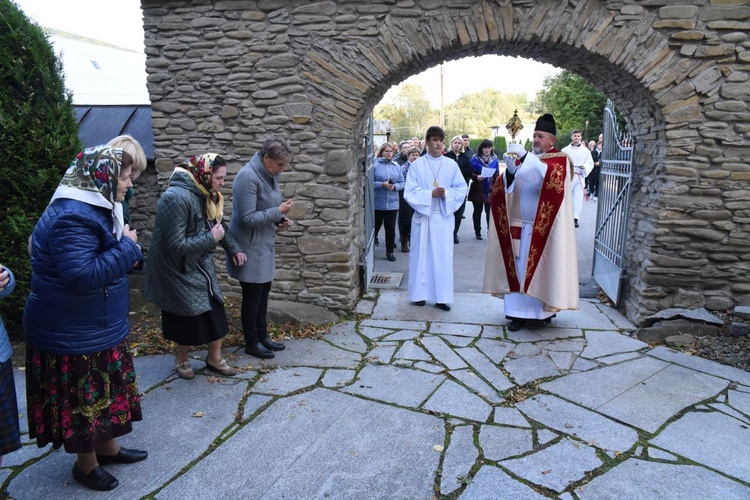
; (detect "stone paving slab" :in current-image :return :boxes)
[430,322,483,337]
[421,336,468,370]
[440,425,477,495]
[8,376,247,499]
[12,368,28,435]
[455,347,514,392]
[158,389,444,499]
[474,338,515,363]
[367,344,397,364]
[580,330,648,359]
[423,379,492,422]
[597,364,727,433]
[502,438,602,493]
[479,426,533,461]
[577,459,750,499]
[441,334,474,347]
[516,395,639,455]
[360,318,427,331]
[383,329,422,341]
[250,366,323,395]
[505,354,561,385]
[648,346,750,386]
[321,369,356,388]
[650,411,750,483]
[493,407,531,428]
[341,364,444,408]
[540,356,669,409]
[133,353,178,392]
[372,290,505,325]
[393,341,432,361]
[324,323,369,353]
[449,369,505,404]
[242,393,273,420]
[460,466,547,499]
[506,328,583,343]
[728,389,750,416]
[234,338,361,369]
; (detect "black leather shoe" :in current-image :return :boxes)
[245,342,275,359]
[375,237,379,246]
[96,447,148,465]
[260,337,286,351]
[436,303,451,311]
[574,219,579,228]
[507,319,526,332]
[72,463,119,491]
[475,232,483,240]
[386,253,396,262]
[413,300,426,306]
[454,235,459,244]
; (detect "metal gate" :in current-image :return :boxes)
[360,116,376,291]
[593,100,633,306]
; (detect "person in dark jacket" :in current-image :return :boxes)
[144,154,246,379]
[227,137,294,359]
[469,139,500,240]
[445,135,473,244]
[24,145,146,491]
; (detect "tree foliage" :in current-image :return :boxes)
[0,0,81,333]
[375,84,532,144]
[374,84,440,142]
[532,70,607,148]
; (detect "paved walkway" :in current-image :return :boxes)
[3,290,750,499]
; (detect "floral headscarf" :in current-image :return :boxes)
[173,153,225,222]
[50,145,125,239]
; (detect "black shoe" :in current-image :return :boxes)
[475,232,482,240]
[386,253,396,262]
[543,314,556,324]
[454,235,459,244]
[96,447,148,465]
[413,300,426,306]
[574,219,579,228]
[401,240,409,253]
[507,319,526,332]
[72,463,119,491]
[436,303,451,311]
[260,337,286,351]
[375,237,379,246]
[245,342,275,359]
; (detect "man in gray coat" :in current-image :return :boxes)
[227,137,294,359]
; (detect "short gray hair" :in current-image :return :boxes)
[259,136,293,161]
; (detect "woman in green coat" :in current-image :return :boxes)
[144,154,246,379]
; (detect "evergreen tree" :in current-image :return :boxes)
[0,0,81,332]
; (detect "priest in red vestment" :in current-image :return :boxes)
[483,113,579,331]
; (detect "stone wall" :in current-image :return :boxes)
[140,0,750,324]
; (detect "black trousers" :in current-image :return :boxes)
[472,201,491,234]
[374,209,398,253]
[453,199,466,236]
[398,191,413,241]
[240,281,272,345]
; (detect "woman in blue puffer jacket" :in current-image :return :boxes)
[373,142,405,262]
[24,145,146,491]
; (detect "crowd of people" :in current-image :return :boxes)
[1,116,602,490]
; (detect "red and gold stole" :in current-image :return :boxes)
[490,150,569,293]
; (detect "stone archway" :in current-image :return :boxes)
[141,0,750,325]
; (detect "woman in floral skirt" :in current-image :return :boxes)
[24,145,147,491]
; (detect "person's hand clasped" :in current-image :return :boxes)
[122,224,138,244]
[432,187,445,198]
[233,252,247,267]
[211,222,225,242]
[279,199,294,214]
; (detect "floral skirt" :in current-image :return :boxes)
[25,340,142,453]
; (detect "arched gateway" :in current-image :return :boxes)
[141,0,750,325]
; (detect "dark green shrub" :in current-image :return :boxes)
[493,136,507,155]
[0,0,81,335]
[468,138,481,153]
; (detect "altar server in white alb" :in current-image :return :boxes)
[561,129,594,228]
[404,126,468,311]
